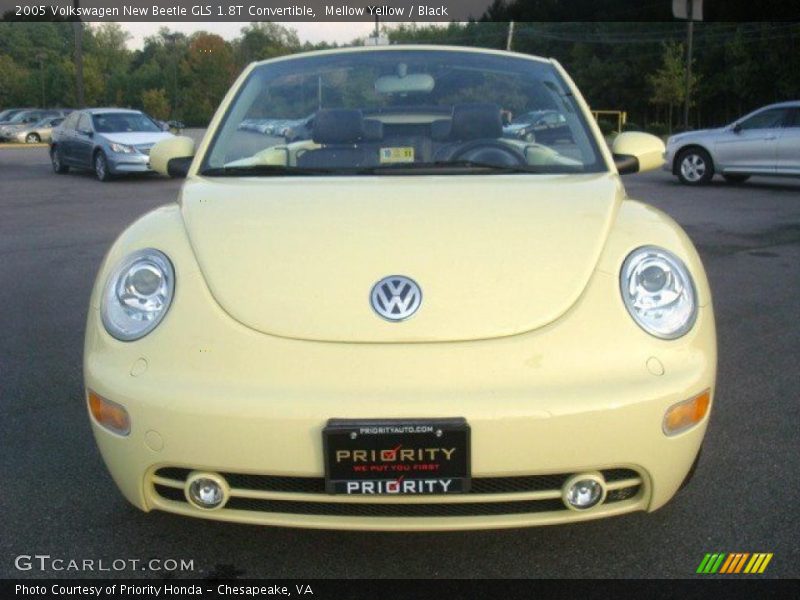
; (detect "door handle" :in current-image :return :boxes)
[764,135,777,140]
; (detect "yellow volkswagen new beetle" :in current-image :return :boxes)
[84,46,716,530]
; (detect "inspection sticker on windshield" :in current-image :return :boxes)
[380,147,415,164]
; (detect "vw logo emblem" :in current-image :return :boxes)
[370,275,422,322]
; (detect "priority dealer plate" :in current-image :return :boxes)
[323,419,471,495]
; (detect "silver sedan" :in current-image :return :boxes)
[664,101,800,185]
[6,116,64,143]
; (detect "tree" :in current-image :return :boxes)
[0,55,29,106]
[86,23,132,105]
[233,22,300,67]
[180,32,236,125]
[142,88,170,120]
[649,42,698,133]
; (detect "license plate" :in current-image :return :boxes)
[323,418,470,495]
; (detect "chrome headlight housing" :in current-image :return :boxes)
[620,246,697,339]
[101,249,175,341]
[110,142,136,154]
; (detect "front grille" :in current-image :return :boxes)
[154,467,637,496]
[151,467,643,518]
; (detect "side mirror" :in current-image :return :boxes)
[611,131,665,175]
[150,136,195,178]
[732,123,742,134]
[79,129,93,138]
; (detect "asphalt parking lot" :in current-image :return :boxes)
[1,145,798,579]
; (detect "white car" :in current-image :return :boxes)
[664,101,800,185]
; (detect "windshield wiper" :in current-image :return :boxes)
[200,164,339,177]
[201,161,564,177]
[359,160,550,174]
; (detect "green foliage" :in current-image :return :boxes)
[0,21,797,129]
[0,54,29,106]
[142,88,170,121]
[386,21,800,130]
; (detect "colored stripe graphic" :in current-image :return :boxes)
[698,553,773,574]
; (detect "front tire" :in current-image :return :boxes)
[26,132,41,144]
[94,151,112,182]
[723,174,750,184]
[677,147,714,185]
[51,147,68,174]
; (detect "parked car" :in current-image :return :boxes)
[50,108,174,181]
[0,108,67,131]
[283,114,315,143]
[87,46,715,530]
[0,108,32,124]
[2,116,64,143]
[503,109,572,144]
[665,100,800,184]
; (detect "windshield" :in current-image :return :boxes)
[201,49,605,176]
[33,117,58,128]
[8,111,35,124]
[92,112,160,133]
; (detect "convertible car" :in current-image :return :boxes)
[85,46,716,530]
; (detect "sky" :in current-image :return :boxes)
[115,22,396,49]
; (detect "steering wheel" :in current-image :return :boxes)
[446,140,528,167]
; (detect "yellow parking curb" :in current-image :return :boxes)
[0,143,49,149]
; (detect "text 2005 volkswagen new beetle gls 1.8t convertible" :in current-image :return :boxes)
[84,45,716,530]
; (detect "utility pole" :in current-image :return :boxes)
[164,33,180,118]
[683,14,693,129]
[72,0,84,108]
[506,21,515,51]
[673,0,702,130]
[37,52,46,106]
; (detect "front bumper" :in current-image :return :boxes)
[108,152,152,174]
[84,205,716,530]
[663,146,678,173]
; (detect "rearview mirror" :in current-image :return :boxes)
[375,73,435,94]
[611,131,665,175]
[150,136,195,178]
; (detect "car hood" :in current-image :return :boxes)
[100,132,173,146]
[179,173,623,343]
[668,127,725,144]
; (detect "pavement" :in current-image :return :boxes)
[1,145,798,579]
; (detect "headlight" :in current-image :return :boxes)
[110,142,136,154]
[620,246,697,339]
[101,249,175,341]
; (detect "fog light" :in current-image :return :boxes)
[87,390,130,435]
[663,390,710,436]
[185,472,228,510]
[562,473,606,511]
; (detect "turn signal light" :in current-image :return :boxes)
[88,390,130,435]
[663,390,710,436]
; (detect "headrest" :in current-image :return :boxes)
[312,109,383,144]
[430,119,452,141]
[448,103,503,141]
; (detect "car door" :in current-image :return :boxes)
[74,113,95,168]
[55,112,78,162]
[713,107,790,174]
[775,107,800,175]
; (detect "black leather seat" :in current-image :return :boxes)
[432,103,504,161]
[297,109,383,169]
